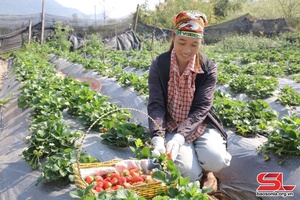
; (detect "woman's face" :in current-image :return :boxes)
[172,34,201,64]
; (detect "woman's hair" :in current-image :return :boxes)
[168,37,174,51]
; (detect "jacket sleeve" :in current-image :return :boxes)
[177,59,217,141]
[147,59,167,138]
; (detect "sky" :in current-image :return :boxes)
[55,0,161,19]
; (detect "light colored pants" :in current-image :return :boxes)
[166,126,232,182]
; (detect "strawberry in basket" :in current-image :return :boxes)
[83,159,159,193]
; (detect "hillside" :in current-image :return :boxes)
[0,0,86,18]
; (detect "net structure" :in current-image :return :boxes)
[0,13,135,54]
[0,12,291,54]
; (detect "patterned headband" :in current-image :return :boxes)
[173,11,208,38]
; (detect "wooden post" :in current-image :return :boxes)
[41,0,45,44]
[84,32,86,59]
[267,45,270,63]
[94,5,97,27]
[133,4,139,33]
[28,20,32,45]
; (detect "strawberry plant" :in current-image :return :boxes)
[47,21,72,52]
[12,51,56,81]
[101,122,150,147]
[258,114,300,165]
[13,42,134,186]
[70,187,146,200]
[67,87,130,130]
[219,63,243,74]
[241,63,266,76]
[129,138,152,160]
[37,148,99,185]
[229,74,278,99]
[228,74,253,93]
[239,54,256,64]
[149,155,211,199]
[21,119,83,169]
[65,50,150,96]
[290,75,300,83]
[118,73,149,95]
[284,63,300,75]
[259,63,285,77]
[277,85,300,108]
[0,94,12,106]
[213,90,278,136]
[217,73,232,85]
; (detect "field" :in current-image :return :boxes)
[0,25,299,200]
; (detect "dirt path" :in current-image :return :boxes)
[0,59,8,87]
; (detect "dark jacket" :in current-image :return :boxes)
[147,50,227,143]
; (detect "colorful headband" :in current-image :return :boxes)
[173,11,208,38]
[174,30,204,38]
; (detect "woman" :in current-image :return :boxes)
[147,10,231,194]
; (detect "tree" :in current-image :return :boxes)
[139,0,216,28]
[212,0,246,20]
[241,0,300,19]
[213,0,230,18]
[277,0,300,19]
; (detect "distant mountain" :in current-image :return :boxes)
[0,0,87,18]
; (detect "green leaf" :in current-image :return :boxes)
[36,174,44,186]
[83,183,95,196]
[69,189,84,198]
[83,196,95,200]
[52,164,60,171]
[168,187,179,198]
[178,177,190,186]
[59,168,68,177]
[140,146,151,158]
[152,170,167,182]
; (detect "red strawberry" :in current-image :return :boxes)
[94,175,103,182]
[95,186,103,193]
[118,176,126,186]
[103,180,112,189]
[85,175,94,184]
[111,177,118,186]
[132,175,143,183]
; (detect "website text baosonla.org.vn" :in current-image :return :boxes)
[256,191,294,197]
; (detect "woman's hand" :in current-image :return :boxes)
[167,133,185,160]
[151,136,166,157]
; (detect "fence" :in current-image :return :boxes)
[0,13,135,54]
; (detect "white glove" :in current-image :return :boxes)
[151,136,166,157]
[167,133,185,160]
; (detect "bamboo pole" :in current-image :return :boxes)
[133,4,139,33]
[41,0,45,44]
[84,32,86,59]
[28,20,32,45]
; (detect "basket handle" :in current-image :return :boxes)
[76,107,167,181]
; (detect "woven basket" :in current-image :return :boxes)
[76,76,102,92]
[72,107,169,199]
